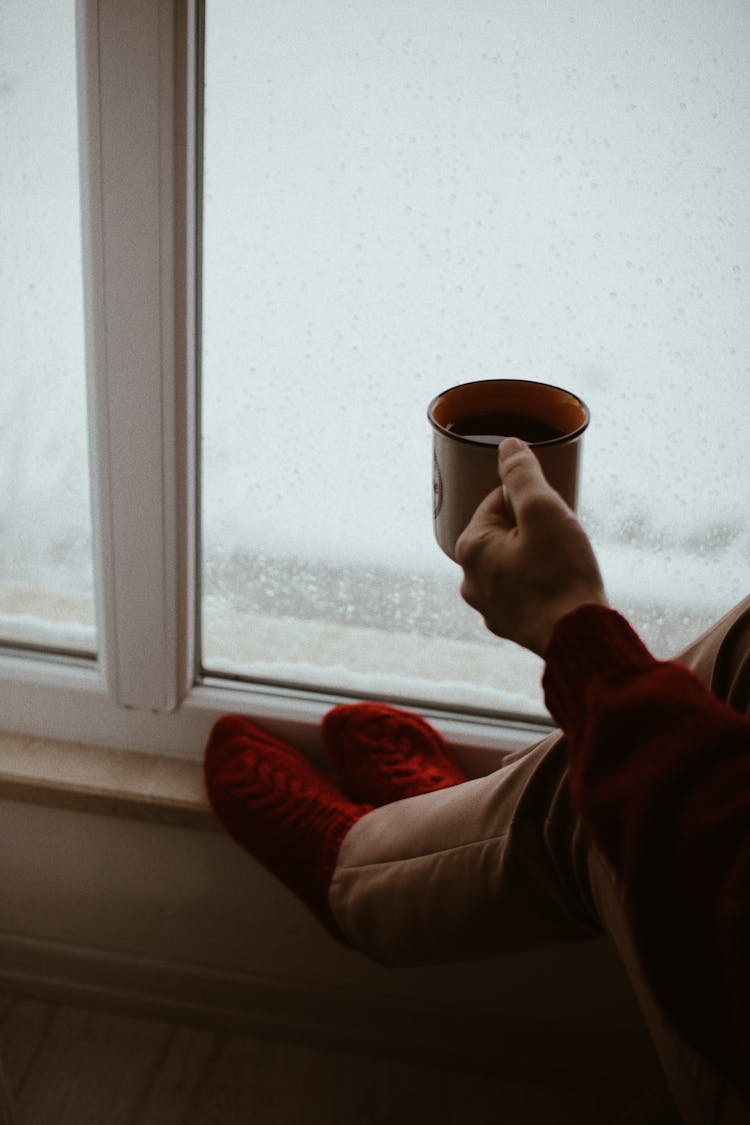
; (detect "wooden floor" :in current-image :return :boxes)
[0,991,676,1124]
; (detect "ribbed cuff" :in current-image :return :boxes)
[542,604,656,732]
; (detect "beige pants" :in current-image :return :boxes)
[330,597,750,1124]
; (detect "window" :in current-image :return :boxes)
[201,0,750,718]
[1,0,748,758]
[0,0,93,656]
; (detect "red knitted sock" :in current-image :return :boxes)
[321,702,469,805]
[204,714,371,940]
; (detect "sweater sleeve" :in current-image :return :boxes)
[542,604,750,1097]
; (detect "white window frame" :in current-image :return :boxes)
[0,0,549,762]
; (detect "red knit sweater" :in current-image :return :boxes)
[542,605,750,1099]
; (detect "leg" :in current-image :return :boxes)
[0,1059,12,1125]
[330,727,600,964]
[330,595,750,964]
[589,851,748,1125]
[330,597,750,1123]
[206,598,750,1117]
[674,594,750,716]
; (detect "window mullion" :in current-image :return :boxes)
[79,0,196,713]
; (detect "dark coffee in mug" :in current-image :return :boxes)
[446,411,564,446]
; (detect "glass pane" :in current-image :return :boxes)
[0,0,94,655]
[201,0,750,718]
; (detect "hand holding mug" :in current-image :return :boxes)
[456,438,607,656]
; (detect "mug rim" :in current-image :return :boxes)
[427,378,590,448]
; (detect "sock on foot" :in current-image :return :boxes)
[321,702,469,805]
[204,714,371,939]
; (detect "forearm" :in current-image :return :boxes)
[543,604,750,877]
[542,604,750,1093]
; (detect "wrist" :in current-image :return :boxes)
[542,603,656,734]
[535,591,609,656]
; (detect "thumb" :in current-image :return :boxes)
[498,437,559,520]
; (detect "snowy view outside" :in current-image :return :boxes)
[1,1,91,653]
[200,0,750,715]
[1,1,749,719]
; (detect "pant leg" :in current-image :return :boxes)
[0,1060,12,1125]
[588,849,748,1125]
[675,593,750,719]
[329,596,750,1122]
[330,727,600,964]
[330,594,750,964]
[586,594,750,1124]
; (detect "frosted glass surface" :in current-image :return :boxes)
[201,0,750,717]
[0,1,94,654]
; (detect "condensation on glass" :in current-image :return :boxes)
[201,0,750,718]
[0,1,94,655]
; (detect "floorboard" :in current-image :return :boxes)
[0,991,675,1124]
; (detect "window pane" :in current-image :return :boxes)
[201,0,749,718]
[0,0,94,655]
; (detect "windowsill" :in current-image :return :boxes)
[0,731,216,831]
[0,711,542,829]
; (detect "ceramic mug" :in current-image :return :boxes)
[428,378,590,560]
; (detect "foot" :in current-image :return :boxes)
[321,702,469,805]
[204,714,372,939]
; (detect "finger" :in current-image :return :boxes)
[465,482,514,531]
[455,482,513,568]
[498,438,560,521]
[501,482,516,526]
